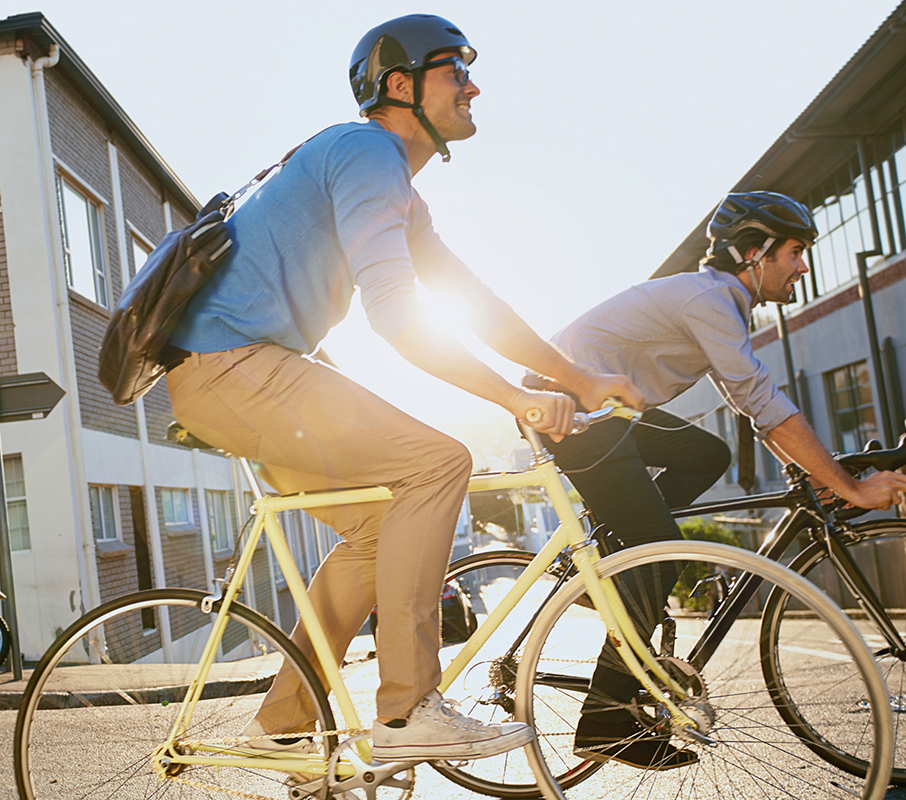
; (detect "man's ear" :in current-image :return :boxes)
[384,70,414,104]
[744,245,762,264]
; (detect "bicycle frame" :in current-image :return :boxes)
[670,475,906,671]
[152,425,700,778]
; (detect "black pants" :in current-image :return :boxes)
[546,408,731,719]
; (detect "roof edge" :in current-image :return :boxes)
[0,12,200,213]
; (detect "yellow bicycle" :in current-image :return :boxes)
[13,407,894,800]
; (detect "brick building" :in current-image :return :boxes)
[0,13,342,661]
[654,2,906,504]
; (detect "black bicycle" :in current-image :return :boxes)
[433,433,906,798]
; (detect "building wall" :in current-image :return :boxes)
[0,207,18,375]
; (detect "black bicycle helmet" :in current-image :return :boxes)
[349,14,476,161]
[707,191,818,246]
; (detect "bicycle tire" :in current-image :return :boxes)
[0,613,10,668]
[14,587,336,800]
[761,517,906,784]
[430,550,602,798]
[516,541,892,800]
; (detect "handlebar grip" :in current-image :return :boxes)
[524,398,641,431]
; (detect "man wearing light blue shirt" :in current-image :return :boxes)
[166,14,642,767]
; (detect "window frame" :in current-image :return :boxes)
[4,454,30,551]
[205,489,233,552]
[128,223,154,277]
[89,484,119,542]
[161,488,191,526]
[56,169,109,308]
[824,360,879,453]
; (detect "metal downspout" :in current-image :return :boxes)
[855,137,894,446]
[30,44,103,630]
[775,305,800,408]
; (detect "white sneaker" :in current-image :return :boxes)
[371,690,534,761]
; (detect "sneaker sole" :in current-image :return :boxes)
[373,727,535,761]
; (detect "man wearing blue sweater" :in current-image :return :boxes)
[167,14,641,765]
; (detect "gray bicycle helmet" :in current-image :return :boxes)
[706,191,817,306]
[708,192,817,247]
[349,14,477,161]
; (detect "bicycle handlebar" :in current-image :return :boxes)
[836,432,906,474]
[525,397,641,434]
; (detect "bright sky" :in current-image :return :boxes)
[18,0,901,462]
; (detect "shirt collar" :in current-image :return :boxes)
[699,264,754,320]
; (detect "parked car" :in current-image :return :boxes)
[369,579,478,645]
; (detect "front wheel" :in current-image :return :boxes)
[761,518,906,784]
[517,541,892,800]
[15,588,335,800]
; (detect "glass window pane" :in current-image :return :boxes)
[61,183,97,300]
[825,197,842,229]
[829,227,851,282]
[89,487,102,540]
[101,487,116,540]
[89,207,107,307]
[162,490,175,524]
[173,490,188,523]
[840,186,856,221]
[133,238,151,275]
[8,500,30,550]
[4,455,25,497]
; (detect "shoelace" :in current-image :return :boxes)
[424,696,497,732]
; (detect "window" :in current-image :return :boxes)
[58,176,107,307]
[132,236,151,275]
[89,485,118,541]
[825,361,878,453]
[4,455,30,550]
[206,490,232,551]
[161,488,190,525]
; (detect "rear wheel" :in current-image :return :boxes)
[15,588,335,800]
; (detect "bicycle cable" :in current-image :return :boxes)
[561,402,727,476]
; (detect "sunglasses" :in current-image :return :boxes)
[423,56,472,86]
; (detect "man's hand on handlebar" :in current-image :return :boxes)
[575,374,645,417]
[512,390,576,442]
[839,470,906,511]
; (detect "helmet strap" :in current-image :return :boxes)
[377,70,452,162]
[409,69,452,162]
[728,237,775,307]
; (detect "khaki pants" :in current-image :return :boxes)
[167,342,471,723]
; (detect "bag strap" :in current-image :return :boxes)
[223,135,316,218]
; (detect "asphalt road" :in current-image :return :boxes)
[4,642,906,800]
[3,608,906,799]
